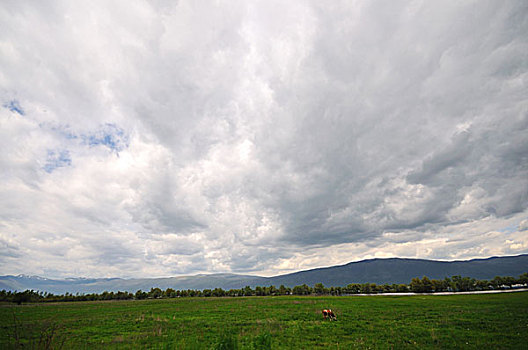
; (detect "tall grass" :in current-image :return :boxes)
[0,292,526,349]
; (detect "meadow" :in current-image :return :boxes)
[1,292,527,349]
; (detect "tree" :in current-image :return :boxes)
[410,277,423,292]
[475,279,490,291]
[444,277,453,291]
[431,279,446,292]
[268,285,277,296]
[243,286,254,296]
[212,288,225,297]
[164,288,177,298]
[518,273,528,286]
[502,276,515,288]
[345,283,361,294]
[149,288,163,299]
[292,285,303,295]
[278,285,288,295]
[314,283,326,295]
[292,284,311,295]
[116,291,132,300]
[381,284,392,293]
[451,276,475,291]
[13,291,32,305]
[421,276,433,293]
[360,283,373,294]
[302,284,312,295]
[396,284,409,292]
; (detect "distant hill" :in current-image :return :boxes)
[1,254,526,294]
[263,254,528,287]
[0,273,267,295]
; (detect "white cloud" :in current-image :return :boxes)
[1,0,527,278]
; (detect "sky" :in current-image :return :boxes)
[1,0,527,279]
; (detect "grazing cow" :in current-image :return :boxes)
[322,309,337,321]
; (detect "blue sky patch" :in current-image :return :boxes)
[82,123,129,152]
[3,100,25,115]
[43,150,72,173]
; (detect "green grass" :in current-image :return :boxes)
[1,292,527,349]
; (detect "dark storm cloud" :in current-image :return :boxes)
[0,0,527,277]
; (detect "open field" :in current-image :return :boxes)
[1,292,527,349]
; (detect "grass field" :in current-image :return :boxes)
[1,292,527,349]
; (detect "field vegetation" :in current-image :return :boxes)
[2,273,526,304]
[1,292,527,349]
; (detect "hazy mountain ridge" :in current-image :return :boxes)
[264,255,528,287]
[1,255,526,294]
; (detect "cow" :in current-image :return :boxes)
[322,309,337,321]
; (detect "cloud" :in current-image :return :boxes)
[0,0,527,278]
[519,220,528,232]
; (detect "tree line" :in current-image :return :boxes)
[1,273,526,304]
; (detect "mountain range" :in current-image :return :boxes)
[1,254,526,294]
